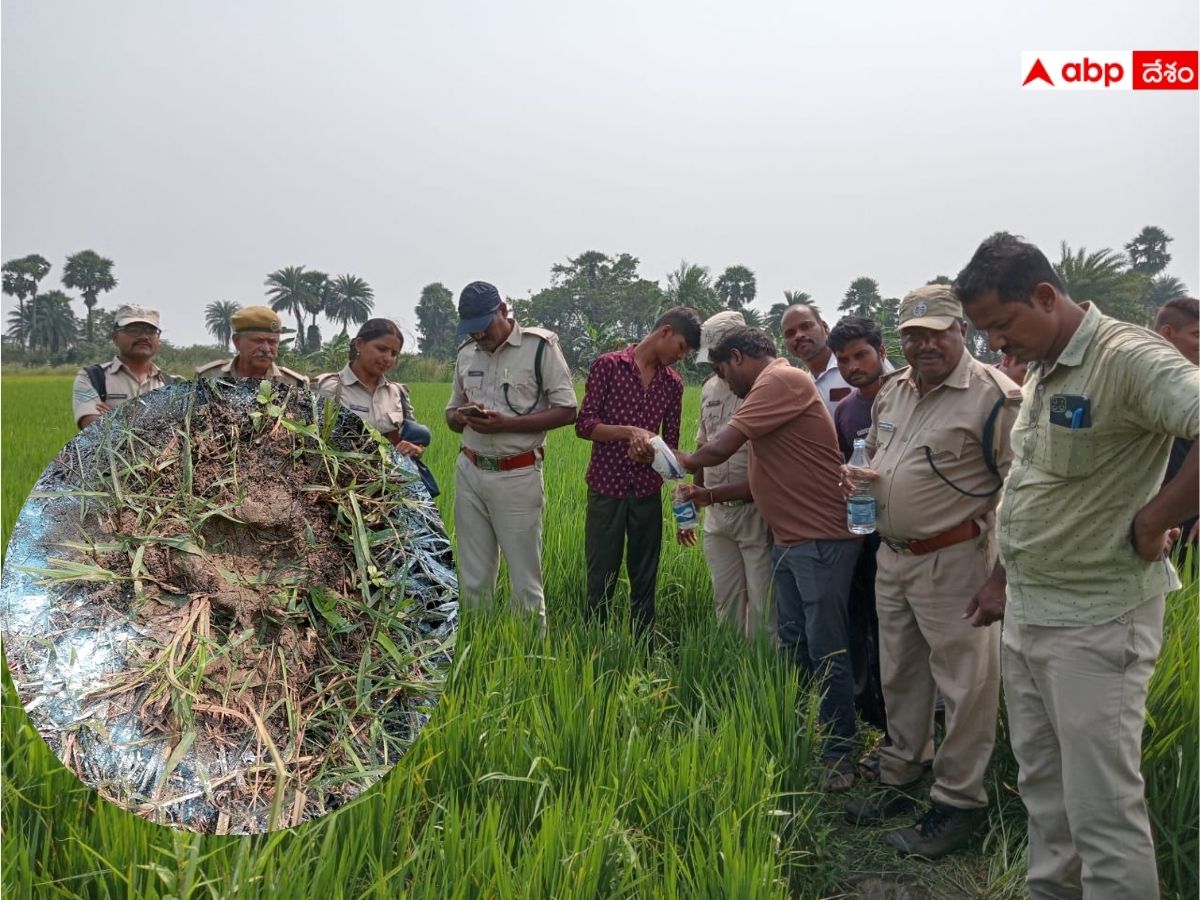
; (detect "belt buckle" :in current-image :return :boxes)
[882,536,910,553]
[480,454,502,471]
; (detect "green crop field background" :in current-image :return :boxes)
[1,377,1196,899]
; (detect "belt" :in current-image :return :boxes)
[881,519,982,556]
[461,446,543,472]
[716,499,749,508]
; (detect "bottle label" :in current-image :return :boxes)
[672,500,699,529]
[847,496,875,527]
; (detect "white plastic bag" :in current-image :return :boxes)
[648,435,685,481]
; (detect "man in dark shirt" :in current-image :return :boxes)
[1155,296,1199,551]
[829,316,891,745]
[575,306,701,636]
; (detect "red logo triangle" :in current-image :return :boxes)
[1023,58,1054,86]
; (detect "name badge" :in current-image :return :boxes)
[468,370,484,377]
[705,400,721,408]
[878,421,895,432]
[348,404,369,413]
[107,393,129,400]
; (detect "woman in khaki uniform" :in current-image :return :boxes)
[314,319,432,463]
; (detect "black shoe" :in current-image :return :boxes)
[843,780,922,826]
[885,801,978,860]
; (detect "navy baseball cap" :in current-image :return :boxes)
[457,281,503,334]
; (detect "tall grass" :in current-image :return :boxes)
[2,377,1196,898]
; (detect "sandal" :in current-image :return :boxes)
[821,755,857,792]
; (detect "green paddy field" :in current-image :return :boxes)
[1,376,1195,898]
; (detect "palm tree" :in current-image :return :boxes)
[265,266,314,352]
[715,265,757,310]
[302,270,331,352]
[7,290,79,352]
[1124,226,1172,275]
[61,250,117,341]
[665,261,722,318]
[326,274,374,337]
[1054,243,1143,323]
[741,307,764,329]
[839,277,883,318]
[205,300,242,349]
[2,254,52,347]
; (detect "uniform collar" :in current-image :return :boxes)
[1051,301,1100,369]
[111,355,161,377]
[339,363,389,389]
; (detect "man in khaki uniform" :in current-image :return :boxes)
[195,306,306,386]
[956,235,1199,899]
[842,284,1021,860]
[692,311,774,638]
[444,281,577,630]
[73,305,174,429]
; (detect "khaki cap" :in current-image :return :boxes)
[898,284,963,332]
[114,305,160,328]
[696,310,746,364]
[232,305,289,334]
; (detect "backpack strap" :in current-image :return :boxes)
[85,364,107,403]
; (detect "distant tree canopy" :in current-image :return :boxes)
[415,283,458,360]
[3,225,1191,371]
[515,251,667,370]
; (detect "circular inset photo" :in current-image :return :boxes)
[1,379,457,834]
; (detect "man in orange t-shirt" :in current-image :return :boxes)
[677,326,861,790]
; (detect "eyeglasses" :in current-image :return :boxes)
[117,324,160,336]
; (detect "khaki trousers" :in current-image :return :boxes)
[876,535,1000,809]
[452,453,546,630]
[703,503,774,639]
[1003,596,1163,900]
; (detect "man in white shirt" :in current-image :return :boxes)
[781,303,893,414]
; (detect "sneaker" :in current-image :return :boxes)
[822,755,857,792]
[885,801,978,860]
[843,780,922,826]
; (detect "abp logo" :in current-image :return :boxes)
[1022,51,1198,91]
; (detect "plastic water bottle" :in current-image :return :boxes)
[672,484,699,531]
[846,438,876,535]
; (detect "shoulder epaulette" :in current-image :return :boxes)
[978,363,1024,401]
[521,325,558,344]
[277,365,309,386]
[195,359,229,375]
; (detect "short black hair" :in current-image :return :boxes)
[1155,296,1199,331]
[709,327,777,363]
[654,306,702,349]
[828,316,883,352]
[953,233,1065,306]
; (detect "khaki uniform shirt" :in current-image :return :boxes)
[999,302,1199,626]
[195,358,307,387]
[696,374,749,488]
[867,352,1021,542]
[313,365,409,434]
[446,322,576,457]
[72,356,172,426]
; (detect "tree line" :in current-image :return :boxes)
[3,226,1189,371]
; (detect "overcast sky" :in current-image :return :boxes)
[3,1,1197,349]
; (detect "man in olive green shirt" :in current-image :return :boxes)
[955,235,1199,900]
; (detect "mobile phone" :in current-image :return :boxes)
[1048,394,1092,429]
[458,405,486,418]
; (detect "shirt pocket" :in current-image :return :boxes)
[499,375,541,415]
[921,428,966,461]
[1037,424,1099,478]
[701,407,724,441]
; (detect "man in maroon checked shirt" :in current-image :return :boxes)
[576,306,702,636]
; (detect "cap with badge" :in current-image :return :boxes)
[456,281,503,335]
[696,310,746,364]
[898,284,963,332]
[232,305,290,335]
[114,305,161,330]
